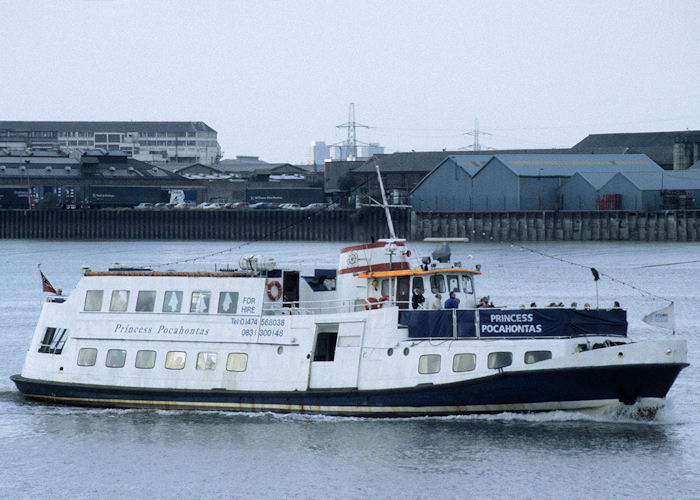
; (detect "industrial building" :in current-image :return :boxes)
[0,121,221,165]
[351,149,571,203]
[409,154,664,212]
[0,150,202,208]
[571,130,700,170]
[597,171,700,210]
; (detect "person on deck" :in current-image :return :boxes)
[445,291,460,309]
[432,293,442,310]
[411,288,425,309]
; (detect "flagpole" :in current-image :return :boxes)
[37,263,43,307]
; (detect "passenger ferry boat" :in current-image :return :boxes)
[10,171,688,417]
[11,236,688,417]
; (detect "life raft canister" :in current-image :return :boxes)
[266,280,282,301]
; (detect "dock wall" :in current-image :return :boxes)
[0,209,698,241]
[411,211,700,242]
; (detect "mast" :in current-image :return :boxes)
[375,164,396,239]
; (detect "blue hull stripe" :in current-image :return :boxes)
[11,363,687,416]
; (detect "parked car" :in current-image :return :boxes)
[204,202,225,209]
[280,203,302,210]
[302,203,327,210]
[135,203,154,209]
[250,202,281,209]
[229,202,248,209]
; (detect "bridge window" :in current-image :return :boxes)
[461,275,473,294]
[452,353,476,372]
[84,290,104,311]
[106,349,127,368]
[109,290,130,312]
[525,351,552,364]
[135,350,156,369]
[418,354,441,374]
[136,291,157,312]
[380,279,391,297]
[487,352,512,369]
[197,352,217,370]
[165,351,186,370]
[77,348,97,366]
[217,292,239,314]
[162,291,183,312]
[226,353,248,372]
[412,276,425,292]
[190,291,211,313]
[430,275,445,294]
[447,275,460,293]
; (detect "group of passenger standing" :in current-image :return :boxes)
[411,288,461,310]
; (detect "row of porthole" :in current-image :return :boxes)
[386,347,410,357]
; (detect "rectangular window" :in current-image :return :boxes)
[525,351,552,364]
[196,352,217,370]
[226,353,248,372]
[380,279,391,297]
[106,349,126,368]
[108,134,121,142]
[135,291,156,312]
[135,350,156,369]
[77,348,97,366]
[447,275,460,293]
[487,352,513,369]
[217,291,239,314]
[461,275,473,294]
[162,291,183,312]
[430,275,445,294]
[453,353,476,372]
[84,290,104,311]
[94,134,107,142]
[412,276,425,293]
[110,290,130,312]
[190,291,211,313]
[418,354,441,374]
[165,351,186,370]
[38,327,68,354]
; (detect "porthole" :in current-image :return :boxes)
[387,348,394,356]
[403,347,410,356]
[277,346,284,355]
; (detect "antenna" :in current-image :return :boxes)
[336,103,369,159]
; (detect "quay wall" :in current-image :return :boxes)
[0,209,698,242]
[411,210,700,242]
[0,209,408,242]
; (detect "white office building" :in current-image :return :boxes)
[0,121,222,165]
[307,141,331,165]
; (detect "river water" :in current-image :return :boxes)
[1,240,698,499]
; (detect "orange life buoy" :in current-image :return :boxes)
[365,296,389,310]
[266,280,282,301]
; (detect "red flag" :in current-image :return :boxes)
[41,270,57,294]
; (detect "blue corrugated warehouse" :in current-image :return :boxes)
[410,154,662,211]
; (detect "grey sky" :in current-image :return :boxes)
[2,0,699,163]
